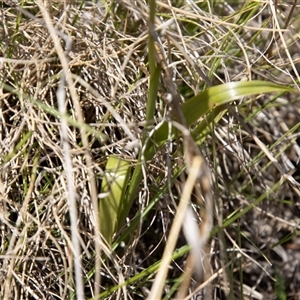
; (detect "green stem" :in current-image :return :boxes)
[122,0,161,227]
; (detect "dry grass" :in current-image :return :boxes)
[0,1,300,299]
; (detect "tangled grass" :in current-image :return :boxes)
[0,1,300,299]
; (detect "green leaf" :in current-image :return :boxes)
[99,156,131,245]
[153,80,293,144]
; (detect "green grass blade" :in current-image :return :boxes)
[95,245,189,299]
[4,131,33,163]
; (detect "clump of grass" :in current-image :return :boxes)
[0,1,300,300]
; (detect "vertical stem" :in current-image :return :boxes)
[123,0,161,227]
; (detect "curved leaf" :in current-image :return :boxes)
[153,80,293,144]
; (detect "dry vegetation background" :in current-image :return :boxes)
[1,0,300,299]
